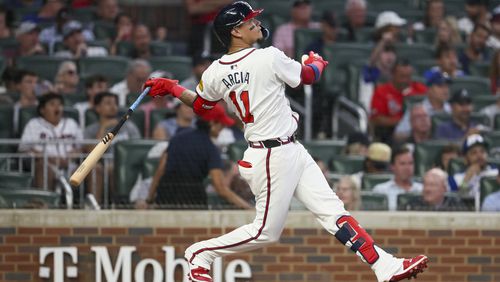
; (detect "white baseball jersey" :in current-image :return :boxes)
[19,117,83,157]
[196,47,301,142]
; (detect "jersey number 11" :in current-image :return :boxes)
[229,90,254,123]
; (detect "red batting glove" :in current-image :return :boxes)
[143,78,186,98]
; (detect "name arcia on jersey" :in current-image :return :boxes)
[222,71,250,89]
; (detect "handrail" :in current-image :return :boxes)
[332,96,368,138]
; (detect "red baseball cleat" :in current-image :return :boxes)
[388,255,429,282]
[187,263,212,282]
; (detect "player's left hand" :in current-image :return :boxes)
[301,51,329,68]
[144,78,180,97]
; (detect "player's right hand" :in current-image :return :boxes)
[144,78,180,97]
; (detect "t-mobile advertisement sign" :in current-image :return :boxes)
[39,246,252,282]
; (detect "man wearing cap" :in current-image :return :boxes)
[147,104,252,210]
[373,146,423,211]
[370,59,427,143]
[350,142,392,189]
[394,70,451,139]
[14,21,45,57]
[273,0,320,58]
[458,0,490,35]
[434,89,487,141]
[449,134,498,196]
[54,20,107,59]
[481,170,500,211]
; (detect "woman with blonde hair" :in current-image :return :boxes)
[435,17,463,48]
[334,176,362,211]
[54,60,80,95]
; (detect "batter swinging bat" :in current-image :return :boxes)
[69,87,151,186]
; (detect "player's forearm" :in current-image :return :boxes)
[177,88,197,108]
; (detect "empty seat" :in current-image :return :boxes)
[93,20,116,40]
[0,189,60,208]
[0,172,33,188]
[79,56,130,84]
[303,140,346,165]
[413,59,436,76]
[396,193,422,211]
[294,28,322,60]
[469,62,490,77]
[148,56,192,81]
[471,95,498,112]
[330,155,364,174]
[395,43,435,64]
[414,29,437,45]
[16,56,67,82]
[0,106,13,140]
[360,192,388,211]
[450,76,491,95]
[413,141,451,177]
[362,173,392,190]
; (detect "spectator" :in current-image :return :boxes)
[373,11,407,43]
[22,0,64,24]
[351,142,392,189]
[53,61,80,95]
[181,52,212,91]
[373,146,423,211]
[129,24,153,59]
[54,20,107,59]
[398,104,432,146]
[14,21,45,57]
[426,44,465,78]
[155,26,168,41]
[434,89,487,141]
[480,94,500,125]
[403,168,468,211]
[147,104,252,210]
[359,43,397,111]
[458,0,490,35]
[334,176,361,211]
[458,23,491,74]
[96,0,119,23]
[435,17,463,47]
[273,0,320,58]
[490,49,500,94]
[449,134,498,196]
[110,59,152,107]
[342,0,368,41]
[435,143,461,172]
[487,6,500,49]
[74,75,109,127]
[305,10,337,55]
[19,93,82,189]
[414,0,445,30]
[394,70,451,139]
[152,100,196,140]
[343,131,370,156]
[1,66,19,95]
[39,8,95,55]
[13,70,39,134]
[0,5,13,39]
[481,170,500,211]
[83,92,141,202]
[109,13,134,55]
[370,59,427,143]
[185,0,232,55]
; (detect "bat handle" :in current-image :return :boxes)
[130,87,150,111]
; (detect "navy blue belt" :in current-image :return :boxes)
[248,135,296,149]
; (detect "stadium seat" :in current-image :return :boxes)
[360,192,388,211]
[303,140,346,165]
[149,108,176,136]
[18,107,80,135]
[0,56,5,75]
[257,0,292,20]
[480,176,499,207]
[79,56,130,84]
[0,106,13,140]
[150,41,174,57]
[148,56,193,81]
[396,193,421,211]
[448,158,466,175]
[73,6,96,22]
[227,141,248,162]
[395,43,435,64]
[495,114,500,130]
[450,76,491,95]
[414,141,451,177]
[0,189,60,208]
[0,38,18,56]
[64,94,87,107]
[471,95,498,113]
[84,109,145,137]
[354,27,376,43]
[0,172,33,188]
[93,20,116,40]
[469,62,490,77]
[294,28,322,60]
[16,56,67,82]
[412,59,436,76]
[414,29,437,45]
[114,140,159,204]
[431,112,490,131]
[330,155,364,174]
[484,131,500,147]
[142,158,160,179]
[361,173,392,190]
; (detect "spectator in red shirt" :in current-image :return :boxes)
[370,59,427,143]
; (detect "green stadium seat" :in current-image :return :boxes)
[414,29,437,45]
[84,108,145,137]
[227,141,248,162]
[396,193,421,211]
[404,95,426,110]
[450,76,492,95]
[469,62,490,77]
[73,6,96,22]
[0,172,33,188]
[354,27,376,43]
[495,114,500,130]
[93,20,116,40]
[257,0,292,20]
[0,189,60,208]
[79,56,130,84]
[361,174,392,190]
[330,155,364,174]
[114,140,159,204]
[150,41,174,57]
[0,38,18,55]
[471,95,498,112]
[484,131,500,147]
[412,59,436,76]
[0,106,13,139]
[480,176,499,207]
[148,56,192,81]
[360,192,388,211]
[431,112,490,131]
[0,56,5,75]
[294,28,322,60]
[64,94,87,107]
[18,107,80,135]
[448,158,466,175]
[142,158,160,179]
[149,108,176,136]
[303,140,346,165]
[16,56,67,82]
[414,141,451,177]
[395,43,435,64]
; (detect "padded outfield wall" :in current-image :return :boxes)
[0,210,499,282]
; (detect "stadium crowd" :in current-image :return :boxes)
[0,0,499,212]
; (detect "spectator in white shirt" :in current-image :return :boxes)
[373,145,423,211]
[458,0,490,35]
[110,59,151,107]
[481,171,500,211]
[73,75,109,128]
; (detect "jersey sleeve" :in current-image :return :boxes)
[195,69,222,102]
[270,47,302,88]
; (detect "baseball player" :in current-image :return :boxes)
[144,2,428,281]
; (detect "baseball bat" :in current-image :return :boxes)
[69,87,151,187]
